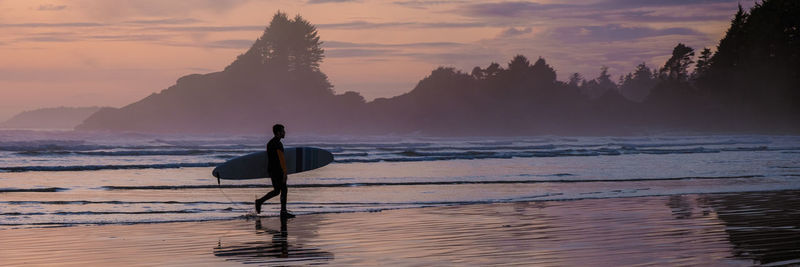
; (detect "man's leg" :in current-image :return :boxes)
[256,179,282,214]
[256,189,279,214]
[259,189,280,203]
[279,183,295,218]
[279,183,287,212]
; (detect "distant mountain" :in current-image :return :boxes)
[1,107,103,129]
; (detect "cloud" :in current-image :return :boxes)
[150,38,255,49]
[14,32,170,44]
[603,0,741,8]
[4,19,263,46]
[3,20,263,33]
[38,4,67,11]
[498,27,532,38]
[322,41,474,60]
[601,49,667,63]
[458,0,741,23]
[123,18,202,25]
[204,39,254,49]
[398,51,502,66]
[18,36,77,42]
[460,2,569,17]
[323,41,465,49]
[549,24,703,43]
[307,0,359,4]
[318,21,414,29]
[393,0,468,9]
[86,34,169,42]
[14,31,253,48]
[317,21,483,29]
[600,9,732,22]
[323,42,473,59]
[142,25,265,32]
[326,48,399,58]
[418,22,486,28]
[0,22,105,28]
[74,0,254,19]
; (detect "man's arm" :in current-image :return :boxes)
[277,150,287,182]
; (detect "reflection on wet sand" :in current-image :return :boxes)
[210,192,799,266]
[213,217,334,265]
[701,190,800,266]
[2,191,797,265]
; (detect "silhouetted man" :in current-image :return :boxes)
[255,124,295,218]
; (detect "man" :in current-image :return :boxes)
[255,124,295,218]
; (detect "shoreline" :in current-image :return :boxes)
[2,190,799,266]
[4,188,798,230]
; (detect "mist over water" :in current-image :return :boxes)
[1,130,799,229]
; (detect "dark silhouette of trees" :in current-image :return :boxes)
[567,73,583,88]
[77,1,800,135]
[580,66,618,99]
[692,48,712,81]
[229,12,324,73]
[698,0,800,130]
[530,57,558,86]
[619,63,657,102]
[471,62,503,80]
[659,43,694,81]
[507,55,531,73]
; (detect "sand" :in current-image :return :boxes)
[2,190,799,266]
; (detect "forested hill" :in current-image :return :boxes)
[77,13,366,134]
[76,1,799,135]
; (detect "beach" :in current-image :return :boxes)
[2,133,800,265]
[3,190,798,266]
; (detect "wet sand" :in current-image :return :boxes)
[2,190,799,266]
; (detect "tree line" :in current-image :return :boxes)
[77,0,799,135]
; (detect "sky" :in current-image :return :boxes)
[0,0,752,121]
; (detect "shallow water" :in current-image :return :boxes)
[1,131,799,228]
[2,191,798,266]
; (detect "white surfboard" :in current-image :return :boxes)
[212,147,334,180]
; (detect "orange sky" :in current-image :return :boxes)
[0,0,750,121]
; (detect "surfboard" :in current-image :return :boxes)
[212,147,334,181]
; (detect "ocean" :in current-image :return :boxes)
[1,130,799,229]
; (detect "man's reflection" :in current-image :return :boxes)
[214,217,333,264]
[255,216,289,258]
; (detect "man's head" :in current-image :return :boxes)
[273,124,285,138]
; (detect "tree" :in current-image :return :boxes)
[568,73,583,87]
[530,57,557,84]
[471,66,485,80]
[229,12,325,73]
[597,66,615,89]
[699,0,800,124]
[659,43,695,81]
[580,66,618,99]
[484,62,503,78]
[620,63,657,102]
[709,4,748,76]
[692,47,712,80]
[507,55,531,73]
